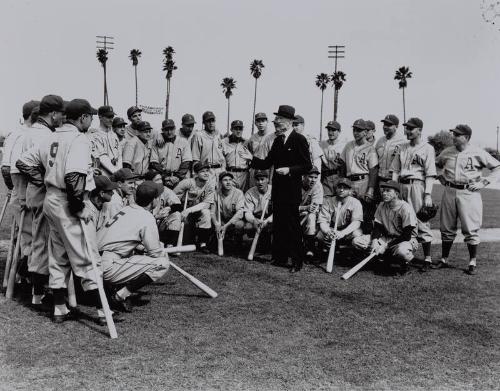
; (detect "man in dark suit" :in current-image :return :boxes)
[241,105,312,272]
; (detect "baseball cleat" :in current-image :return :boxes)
[466,265,477,275]
[52,309,80,324]
[110,293,132,313]
[431,260,449,269]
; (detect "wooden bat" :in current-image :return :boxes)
[326,201,342,273]
[164,245,196,254]
[6,210,25,299]
[81,222,118,339]
[175,194,189,254]
[169,261,218,298]
[247,196,270,261]
[0,192,11,228]
[341,252,377,280]
[216,192,224,256]
[67,272,77,308]
[2,220,16,289]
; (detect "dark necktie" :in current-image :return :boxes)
[275,134,285,149]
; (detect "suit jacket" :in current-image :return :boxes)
[251,130,312,204]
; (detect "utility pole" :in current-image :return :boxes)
[328,45,345,121]
[96,36,114,105]
[497,125,499,154]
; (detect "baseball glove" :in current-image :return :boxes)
[417,204,439,222]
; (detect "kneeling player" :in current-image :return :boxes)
[317,178,363,252]
[300,166,324,258]
[97,181,171,312]
[352,180,418,273]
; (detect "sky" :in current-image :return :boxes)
[1,0,499,147]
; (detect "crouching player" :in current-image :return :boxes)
[317,178,363,253]
[97,181,171,312]
[243,170,273,249]
[300,166,324,259]
[352,180,418,273]
[211,171,245,244]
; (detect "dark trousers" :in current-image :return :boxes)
[272,199,304,267]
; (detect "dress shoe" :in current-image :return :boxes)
[419,260,432,273]
[466,265,477,275]
[52,309,80,324]
[110,293,132,313]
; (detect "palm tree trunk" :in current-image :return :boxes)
[165,79,170,120]
[334,88,339,121]
[402,87,406,123]
[251,78,258,135]
[134,65,138,106]
[319,90,324,141]
[226,98,230,137]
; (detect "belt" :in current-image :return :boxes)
[227,167,249,173]
[323,168,339,177]
[378,176,391,182]
[208,164,222,169]
[398,178,423,184]
[442,180,474,190]
[348,174,367,181]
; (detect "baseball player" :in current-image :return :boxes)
[375,114,405,183]
[97,180,170,313]
[353,180,418,274]
[112,116,128,154]
[178,113,197,143]
[299,166,324,259]
[293,115,324,173]
[190,111,226,180]
[243,170,273,246]
[319,121,346,197]
[247,113,271,187]
[104,168,140,219]
[173,161,215,251]
[390,117,436,268]
[122,121,158,176]
[152,119,192,189]
[222,120,251,191]
[317,178,363,251]
[19,99,106,323]
[365,120,377,146]
[85,175,118,232]
[125,106,143,139]
[433,124,500,274]
[211,171,245,244]
[89,106,122,176]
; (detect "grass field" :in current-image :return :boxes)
[1,183,500,390]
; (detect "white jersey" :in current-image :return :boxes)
[374,135,406,179]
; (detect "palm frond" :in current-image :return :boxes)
[331,71,347,90]
[315,73,330,91]
[96,49,108,66]
[162,46,177,79]
[250,59,265,79]
[221,77,236,99]
[129,49,142,66]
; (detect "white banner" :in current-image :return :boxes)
[139,105,164,115]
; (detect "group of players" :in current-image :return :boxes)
[2,94,500,324]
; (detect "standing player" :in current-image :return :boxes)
[365,120,377,146]
[299,166,323,259]
[433,124,500,274]
[112,117,128,154]
[178,113,197,143]
[222,120,251,191]
[89,106,121,176]
[390,117,436,268]
[153,119,192,189]
[122,121,158,176]
[293,115,323,173]
[247,113,271,187]
[319,121,345,197]
[375,114,405,183]
[125,106,143,139]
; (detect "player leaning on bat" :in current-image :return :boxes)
[299,166,323,260]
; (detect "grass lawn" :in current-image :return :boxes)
[0,183,500,390]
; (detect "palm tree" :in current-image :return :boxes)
[394,66,413,122]
[221,77,236,137]
[129,49,142,106]
[249,59,265,135]
[331,71,346,122]
[96,49,109,105]
[162,46,178,120]
[315,73,330,140]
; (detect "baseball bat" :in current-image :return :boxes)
[81,222,118,339]
[67,272,77,308]
[164,244,196,254]
[169,260,218,298]
[216,193,224,256]
[2,219,16,289]
[6,210,25,299]
[175,194,189,254]
[0,192,11,228]
[341,252,377,280]
[326,201,342,273]
[247,196,270,261]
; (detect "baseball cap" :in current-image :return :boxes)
[326,121,341,131]
[352,119,366,130]
[335,178,352,188]
[293,115,305,124]
[231,120,243,129]
[219,171,234,181]
[64,99,98,119]
[39,95,64,115]
[182,113,196,125]
[365,120,375,131]
[255,112,267,120]
[381,114,399,126]
[254,170,269,178]
[403,117,423,129]
[193,161,210,173]
[143,169,162,181]
[112,117,127,127]
[449,124,472,137]
[98,105,115,117]
[137,121,153,131]
[162,119,176,129]
[22,100,40,119]
[380,180,401,192]
[127,106,142,118]
[112,168,140,182]
[136,181,164,206]
[308,166,320,175]
[202,111,216,122]
[94,175,118,192]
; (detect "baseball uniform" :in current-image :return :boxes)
[304,133,324,174]
[319,139,346,197]
[211,186,245,241]
[222,135,250,191]
[190,129,226,179]
[122,135,158,176]
[375,134,406,181]
[154,186,182,243]
[340,140,378,198]
[153,135,192,186]
[89,126,122,176]
[174,177,215,229]
[300,180,324,236]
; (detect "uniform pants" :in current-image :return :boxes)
[353,235,418,262]
[101,251,169,284]
[187,209,211,229]
[400,181,433,243]
[440,187,482,245]
[11,174,33,259]
[158,211,182,233]
[301,212,318,236]
[316,229,362,247]
[43,189,98,291]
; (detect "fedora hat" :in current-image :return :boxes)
[273,105,296,120]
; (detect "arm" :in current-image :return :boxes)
[289,135,313,176]
[1,166,13,190]
[336,220,361,239]
[387,225,415,248]
[99,155,117,175]
[65,172,87,216]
